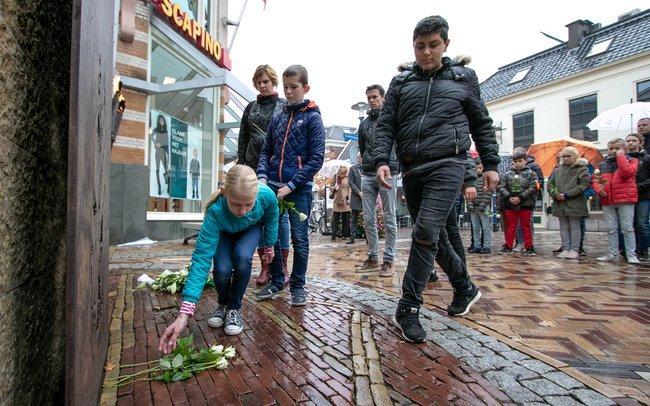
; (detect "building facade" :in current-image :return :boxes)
[111,0,254,243]
[481,9,650,154]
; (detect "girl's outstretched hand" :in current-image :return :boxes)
[159,313,189,354]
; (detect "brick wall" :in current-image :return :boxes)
[113,0,150,166]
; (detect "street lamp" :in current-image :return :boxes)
[351,101,369,122]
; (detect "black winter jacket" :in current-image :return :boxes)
[628,150,650,201]
[238,94,286,169]
[373,57,500,174]
[358,109,399,175]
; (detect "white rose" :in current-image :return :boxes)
[216,358,229,369]
[298,213,308,222]
[211,345,224,354]
[224,346,236,359]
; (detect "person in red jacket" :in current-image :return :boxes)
[593,138,639,264]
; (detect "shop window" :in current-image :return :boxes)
[569,94,598,141]
[638,80,650,103]
[512,110,534,149]
[149,37,216,214]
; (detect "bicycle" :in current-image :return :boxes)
[308,198,331,235]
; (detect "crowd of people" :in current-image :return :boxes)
[157,14,648,353]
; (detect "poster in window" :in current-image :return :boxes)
[149,110,172,198]
[169,117,188,199]
[186,126,202,200]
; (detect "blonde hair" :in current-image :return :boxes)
[252,64,278,88]
[205,164,259,212]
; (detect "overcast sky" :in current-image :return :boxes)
[227,1,647,128]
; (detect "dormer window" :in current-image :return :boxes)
[586,38,614,57]
[509,67,531,84]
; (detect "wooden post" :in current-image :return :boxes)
[66,0,115,404]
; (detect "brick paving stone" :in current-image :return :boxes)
[518,358,557,374]
[102,240,638,406]
[544,371,585,390]
[521,378,570,396]
[544,395,585,406]
[572,389,616,406]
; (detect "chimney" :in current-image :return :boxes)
[618,8,641,21]
[566,19,594,50]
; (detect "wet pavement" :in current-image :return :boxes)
[101,228,649,405]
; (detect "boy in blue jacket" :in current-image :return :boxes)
[255,65,325,306]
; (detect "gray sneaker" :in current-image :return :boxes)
[207,304,227,328]
[255,283,281,301]
[224,309,243,335]
[290,289,307,307]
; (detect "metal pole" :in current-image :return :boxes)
[228,0,248,51]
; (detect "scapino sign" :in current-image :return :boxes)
[154,0,232,70]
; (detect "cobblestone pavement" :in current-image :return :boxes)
[101,229,649,405]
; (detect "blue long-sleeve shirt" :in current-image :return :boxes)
[181,182,279,304]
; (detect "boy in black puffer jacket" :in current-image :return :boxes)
[374,16,500,343]
[498,151,538,255]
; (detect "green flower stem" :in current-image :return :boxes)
[112,366,160,384]
[119,360,158,369]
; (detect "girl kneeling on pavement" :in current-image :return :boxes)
[159,164,278,353]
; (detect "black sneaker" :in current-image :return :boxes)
[524,247,537,256]
[207,304,227,328]
[290,289,307,307]
[499,247,512,254]
[553,246,563,253]
[578,248,586,256]
[480,248,491,254]
[467,246,481,253]
[224,309,243,335]
[447,284,482,317]
[255,283,281,301]
[392,307,426,343]
[428,270,439,282]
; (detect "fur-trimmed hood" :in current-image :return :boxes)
[397,55,472,72]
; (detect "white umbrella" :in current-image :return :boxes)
[587,102,650,133]
[317,159,351,178]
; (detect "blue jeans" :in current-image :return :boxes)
[213,224,261,310]
[400,157,470,309]
[269,185,312,291]
[636,200,650,255]
[192,175,199,197]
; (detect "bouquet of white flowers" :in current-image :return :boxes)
[137,263,215,294]
[110,335,236,386]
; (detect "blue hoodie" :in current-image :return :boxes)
[257,99,325,191]
[181,182,279,304]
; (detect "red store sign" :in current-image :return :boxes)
[154,0,232,70]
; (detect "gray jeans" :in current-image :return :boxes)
[558,216,581,251]
[603,204,636,257]
[400,158,470,309]
[361,175,397,263]
[470,212,492,249]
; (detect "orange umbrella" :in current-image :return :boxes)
[527,138,604,178]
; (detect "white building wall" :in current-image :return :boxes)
[486,55,650,154]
